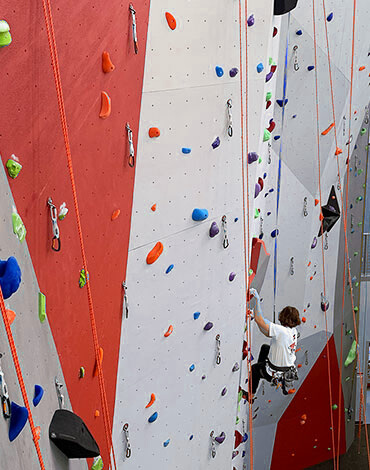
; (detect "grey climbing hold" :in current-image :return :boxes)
[148,412,158,423]
[248,152,259,164]
[192,208,209,221]
[215,66,224,77]
[212,137,220,149]
[229,272,236,282]
[193,312,200,320]
[247,14,255,26]
[257,63,264,73]
[229,67,239,77]
[209,222,220,238]
[271,229,279,238]
[204,322,214,331]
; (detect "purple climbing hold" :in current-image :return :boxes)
[254,183,261,198]
[229,67,239,78]
[221,387,227,396]
[271,229,279,238]
[311,237,317,249]
[229,272,236,282]
[215,432,226,444]
[209,221,220,238]
[248,152,258,164]
[232,362,240,372]
[204,322,214,331]
[265,72,273,82]
[202,374,206,380]
[212,137,220,149]
[232,450,239,459]
[247,14,255,27]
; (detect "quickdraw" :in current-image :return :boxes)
[126,123,135,168]
[129,4,138,54]
[221,215,229,249]
[215,334,221,365]
[227,99,233,137]
[293,45,299,71]
[47,197,61,252]
[123,423,132,458]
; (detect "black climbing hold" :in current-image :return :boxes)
[274,0,299,16]
[49,409,100,458]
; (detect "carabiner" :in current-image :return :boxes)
[215,334,221,365]
[126,123,135,168]
[129,4,138,54]
[293,45,299,71]
[48,198,61,252]
[123,423,131,458]
[227,99,233,137]
[221,215,229,249]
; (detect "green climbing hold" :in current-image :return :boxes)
[360,128,366,136]
[238,390,243,403]
[79,269,89,288]
[354,251,359,256]
[0,20,12,47]
[355,282,359,287]
[236,416,240,425]
[258,157,262,163]
[254,208,260,219]
[91,456,103,470]
[344,340,357,367]
[354,306,359,312]
[346,329,352,335]
[249,268,254,275]
[38,292,46,323]
[358,222,362,227]
[12,212,26,243]
[345,377,351,382]
[358,169,363,175]
[356,196,363,202]
[263,129,271,142]
[6,157,22,179]
[332,404,338,410]
[266,91,272,101]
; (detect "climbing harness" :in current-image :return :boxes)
[266,359,299,395]
[293,45,299,71]
[221,215,229,249]
[227,99,233,137]
[324,233,329,250]
[47,197,61,252]
[123,423,131,458]
[129,4,138,54]
[0,354,11,419]
[54,377,65,409]
[303,197,308,216]
[215,334,221,365]
[122,282,129,318]
[289,257,294,275]
[126,123,135,168]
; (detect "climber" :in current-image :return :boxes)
[248,288,300,397]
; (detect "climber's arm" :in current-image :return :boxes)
[250,288,271,337]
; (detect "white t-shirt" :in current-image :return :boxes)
[268,323,297,367]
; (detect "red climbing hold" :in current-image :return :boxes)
[99,91,111,119]
[234,430,244,448]
[165,12,177,30]
[302,316,306,323]
[151,204,157,212]
[321,123,334,135]
[314,199,319,206]
[335,147,342,156]
[359,66,365,71]
[288,388,296,394]
[102,51,115,73]
[266,100,272,109]
[267,120,275,133]
[273,27,278,37]
[149,127,160,138]
[258,177,264,191]
[6,309,16,325]
[164,325,173,337]
[146,242,164,264]
[270,64,277,73]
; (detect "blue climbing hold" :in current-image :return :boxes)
[307,65,315,71]
[269,188,274,193]
[271,229,279,238]
[234,217,239,222]
[274,135,281,140]
[327,12,333,22]
[148,412,158,423]
[33,385,44,407]
[163,439,170,447]
[263,173,267,179]
[267,212,271,216]
[276,99,288,107]
[189,364,195,372]
[166,264,174,274]
[9,402,28,442]
[192,208,209,221]
[189,434,194,440]
[193,312,200,320]
[182,148,191,154]
[292,114,297,118]
[229,67,239,77]
[0,257,21,300]
[212,136,220,149]
[256,63,264,73]
[215,66,224,77]
[296,29,303,35]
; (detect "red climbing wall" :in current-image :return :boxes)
[271,335,346,469]
[1,0,150,464]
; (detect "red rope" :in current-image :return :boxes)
[0,286,45,469]
[40,1,117,468]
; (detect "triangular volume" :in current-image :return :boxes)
[9,402,29,442]
[274,0,299,15]
[49,409,100,458]
[318,185,341,237]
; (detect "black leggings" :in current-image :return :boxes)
[251,344,272,394]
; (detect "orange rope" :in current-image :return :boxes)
[0,286,45,469]
[40,1,117,468]
[311,1,337,465]
[238,0,253,466]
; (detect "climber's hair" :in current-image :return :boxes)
[279,306,301,328]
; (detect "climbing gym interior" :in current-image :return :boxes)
[1,0,370,469]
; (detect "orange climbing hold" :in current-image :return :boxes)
[99,91,111,119]
[165,12,177,30]
[164,325,173,337]
[6,309,16,325]
[321,123,335,135]
[145,393,156,408]
[151,204,157,212]
[319,212,324,221]
[34,426,41,441]
[149,127,160,138]
[314,199,319,206]
[102,51,115,73]
[359,66,365,71]
[288,389,296,394]
[146,242,163,264]
[111,209,121,220]
[335,147,342,156]
[302,317,306,323]
[93,347,104,377]
[95,410,100,418]
[297,364,302,368]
